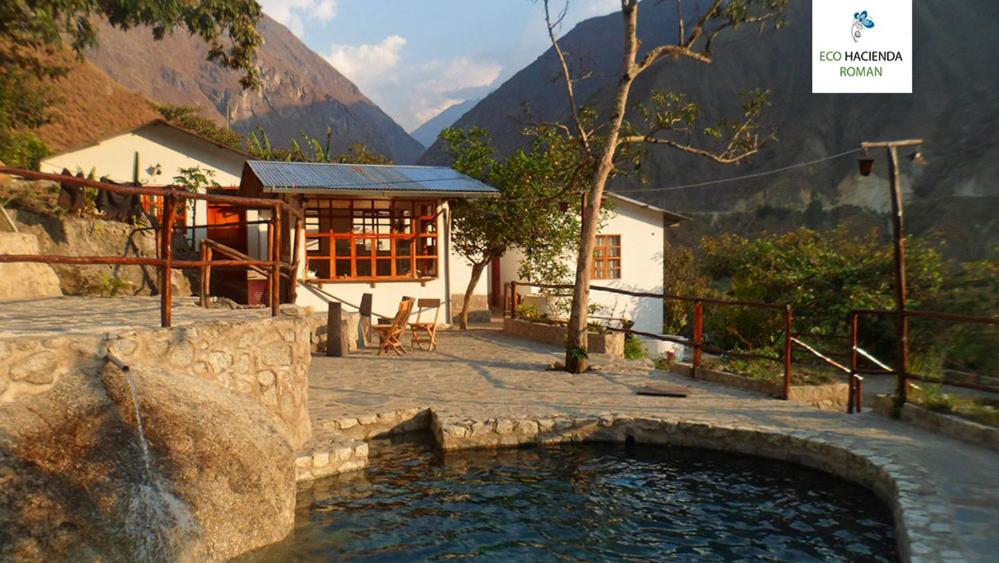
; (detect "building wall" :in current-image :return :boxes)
[293,201,486,325]
[39,122,248,245]
[499,197,665,335]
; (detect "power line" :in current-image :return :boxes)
[612,148,864,195]
[488,147,865,204]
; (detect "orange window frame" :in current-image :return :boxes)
[592,234,621,280]
[304,198,439,282]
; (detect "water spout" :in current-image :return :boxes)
[123,367,152,473]
[103,348,200,558]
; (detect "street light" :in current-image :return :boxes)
[860,138,925,413]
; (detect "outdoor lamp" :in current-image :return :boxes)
[857,154,875,176]
[909,150,927,166]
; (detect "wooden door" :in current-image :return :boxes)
[206,204,248,303]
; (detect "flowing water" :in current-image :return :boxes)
[111,365,198,560]
[246,435,898,562]
[123,369,152,473]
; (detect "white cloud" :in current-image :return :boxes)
[328,35,408,90]
[260,0,338,37]
[408,57,502,125]
[326,36,502,130]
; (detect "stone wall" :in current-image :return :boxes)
[303,308,362,354]
[503,318,624,357]
[0,307,316,449]
[872,394,999,452]
[671,362,849,411]
[451,293,491,324]
[0,232,63,301]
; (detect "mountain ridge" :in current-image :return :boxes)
[84,15,424,163]
[410,98,481,148]
[421,0,999,259]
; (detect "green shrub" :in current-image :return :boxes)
[515,302,539,321]
[0,130,49,169]
[624,334,647,360]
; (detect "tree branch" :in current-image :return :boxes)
[617,134,762,164]
[544,0,591,153]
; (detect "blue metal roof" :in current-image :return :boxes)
[245,161,499,197]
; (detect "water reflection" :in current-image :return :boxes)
[245,433,897,562]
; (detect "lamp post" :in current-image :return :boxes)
[859,138,924,413]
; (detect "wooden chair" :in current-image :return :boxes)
[409,298,441,351]
[374,298,414,355]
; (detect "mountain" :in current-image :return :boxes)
[410,98,481,148]
[33,57,159,153]
[422,1,999,260]
[85,15,424,163]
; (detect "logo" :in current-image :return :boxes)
[852,10,875,42]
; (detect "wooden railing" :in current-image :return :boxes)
[0,167,300,327]
[506,281,796,400]
[849,308,999,413]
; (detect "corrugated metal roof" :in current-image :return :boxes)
[245,161,499,197]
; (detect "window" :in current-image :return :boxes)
[592,235,621,279]
[305,199,439,281]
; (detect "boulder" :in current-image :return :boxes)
[0,233,62,301]
[0,362,296,561]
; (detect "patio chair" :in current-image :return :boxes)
[409,298,441,351]
[374,298,414,355]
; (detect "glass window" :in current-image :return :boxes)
[592,235,621,280]
[305,199,439,281]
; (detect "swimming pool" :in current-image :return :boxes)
[247,436,897,561]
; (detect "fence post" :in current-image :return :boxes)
[271,207,282,317]
[510,282,518,319]
[783,304,793,400]
[200,239,209,308]
[326,302,345,357]
[160,194,176,328]
[692,300,703,378]
[849,312,859,413]
[503,282,509,318]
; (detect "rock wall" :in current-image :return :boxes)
[4,202,191,298]
[0,309,317,560]
[872,394,999,452]
[503,318,625,357]
[672,362,850,411]
[0,309,314,448]
[0,232,62,301]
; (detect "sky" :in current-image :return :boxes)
[257,0,621,131]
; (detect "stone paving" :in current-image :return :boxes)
[308,326,998,562]
[0,296,271,338]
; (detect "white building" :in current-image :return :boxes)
[239,161,497,322]
[498,192,689,338]
[38,119,258,246]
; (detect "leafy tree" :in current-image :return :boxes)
[0,0,262,167]
[248,127,391,164]
[0,0,262,88]
[543,0,788,372]
[442,126,588,329]
[0,67,52,166]
[155,104,244,151]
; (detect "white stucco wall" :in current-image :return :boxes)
[500,196,665,336]
[39,122,248,245]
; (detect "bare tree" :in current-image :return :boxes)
[544,0,787,372]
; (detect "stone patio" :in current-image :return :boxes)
[0,296,272,339]
[308,326,998,563]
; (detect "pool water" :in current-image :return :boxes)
[246,435,897,562]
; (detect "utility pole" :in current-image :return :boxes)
[860,138,923,413]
